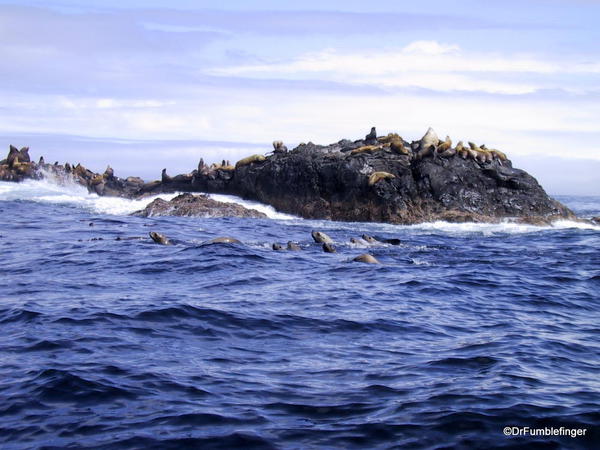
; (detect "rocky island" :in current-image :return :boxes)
[0,128,577,224]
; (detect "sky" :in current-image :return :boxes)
[1,0,599,194]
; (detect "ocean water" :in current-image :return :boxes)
[0,179,598,449]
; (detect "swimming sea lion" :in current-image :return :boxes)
[311,230,333,244]
[287,241,301,251]
[362,234,378,244]
[149,231,170,245]
[205,237,241,245]
[272,243,284,251]
[322,243,336,253]
[353,254,381,264]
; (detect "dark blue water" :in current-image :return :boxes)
[1,181,599,449]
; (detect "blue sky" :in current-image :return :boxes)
[1,0,599,193]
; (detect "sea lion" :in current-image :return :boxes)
[420,127,439,151]
[287,241,301,251]
[439,148,456,158]
[353,254,381,264]
[205,237,241,245]
[235,154,266,169]
[322,243,336,253]
[6,145,19,168]
[311,230,334,244]
[149,231,170,245]
[38,156,45,165]
[161,168,172,183]
[18,147,30,163]
[362,234,378,244]
[272,243,284,251]
[350,237,366,244]
[436,136,452,153]
[377,133,401,144]
[365,126,377,142]
[390,139,408,155]
[350,145,380,156]
[368,171,395,186]
[272,140,288,153]
[104,165,114,179]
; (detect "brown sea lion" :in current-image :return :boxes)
[353,254,381,264]
[149,231,170,245]
[311,230,333,244]
[322,243,336,253]
[287,242,301,251]
[368,171,395,186]
[361,234,378,244]
[235,154,266,169]
[205,237,241,245]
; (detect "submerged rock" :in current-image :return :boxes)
[132,193,267,218]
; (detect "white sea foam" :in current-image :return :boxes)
[207,193,297,220]
[0,177,297,219]
[0,178,178,215]
[1,178,597,231]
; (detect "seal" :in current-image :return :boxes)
[322,243,336,253]
[149,231,170,245]
[311,230,333,244]
[205,237,241,245]
[286,241,301,251]
[353,254,381,264]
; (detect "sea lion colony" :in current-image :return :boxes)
[0,127,509,191]
[147,230,385,264]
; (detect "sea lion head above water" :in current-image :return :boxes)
[149,231,170,245]
[205,237,241,245]
[322,243,336,253]
[353,254,381,264]
[311,230,333,244]
[361,234,378,244]
[272,243,284,251]
[287,241,301,251]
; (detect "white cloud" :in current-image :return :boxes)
[207,40,600,95]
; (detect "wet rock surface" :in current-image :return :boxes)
[132,193,267,218]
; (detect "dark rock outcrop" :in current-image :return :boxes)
[0,127,577,225]
[133,193,267,218]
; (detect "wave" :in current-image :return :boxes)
[0,178,294,219]
[1,178,598,230]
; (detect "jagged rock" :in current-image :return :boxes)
[132,193,267,218]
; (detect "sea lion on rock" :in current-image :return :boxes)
[236,154,266,169]
[272,140,288,153]
[18,147,30,163]
[368,171,395,186]
[436,136,452,153]
[149,231,170,245]
[38,156,45,165]
[420,127,439,151]
[7,146,19,168]
[322,243,336,253]
[104,165,114,180]
[311,230,334,244]
[353,254,381,264]
[205,237,241,245]
[287,241,301,251]
[161,168,172,183]
[350,145,380,156]
[365,127,377,142]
